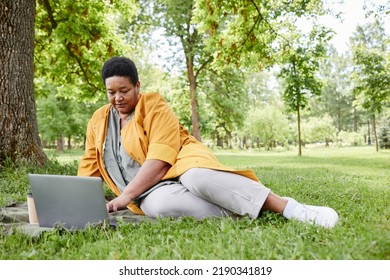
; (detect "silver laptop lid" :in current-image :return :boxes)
[28,174,109,229]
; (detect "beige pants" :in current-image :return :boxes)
[140,168,270,219]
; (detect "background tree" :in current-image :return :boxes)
[194,0,328,70]
[1,0,139,166]
[279,26,330,156]
[244,70,283,107]
[301,114,337,146]
[350,19,390,152]
[194,0,331,154]
[198,67,248,147]
[36,91,100,150]
[146,0,214,141]
[310,47,357,133]
[0,0,46,166]
[35,0,138,101]
[378,108,390,149]
[244,104,290,150]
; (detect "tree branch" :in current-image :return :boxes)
[41,0,57,33]
[65,43,100,94]
[195,56,213,78]
[247,0,291,48]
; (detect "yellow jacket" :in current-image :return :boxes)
[78,92,260,215]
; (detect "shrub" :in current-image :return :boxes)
[337,131,364,146]
[378,122,390,149]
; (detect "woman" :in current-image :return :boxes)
[78,57,339,228]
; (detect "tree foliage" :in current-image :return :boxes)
[34,0,138,101]
[32,0,141,152]
[143,0,215,141]
[378,109,390,149]
[311,47,357,133]
[194,0,331,155]
[301,114,337,146]
[194,0,328,70]
[36,91,102,150]
[4,0,389,166]
[244,70,283,106]
[350,19,390,151]
[279,31,327,112]
[278,26,330,155]
[198,67,248,146]
[243,104,290,150]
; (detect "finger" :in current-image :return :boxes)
[107,202,115,213]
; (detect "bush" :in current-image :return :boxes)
[301,114,337,146]
[337,131,364,146]
[378,122,390,149]
[0,157,79,207]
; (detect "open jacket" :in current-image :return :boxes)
[78,92,260,215]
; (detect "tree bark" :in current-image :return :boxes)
[297,105,302,156]
[0,0,46,165]
[353,106,358,132]
[56,135,64,152]
[372,114,379,152]
[67,135,72,150]
[187,56,202,141]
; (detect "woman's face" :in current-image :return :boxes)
[105,76,140,117]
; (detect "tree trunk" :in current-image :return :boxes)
[216,135,223,148]
[67,135,72,150]
[297,106,302,156]
[372,114,379,152]
[56,135,64,152]
[0,0,46,165]
[353,106,358,132]
[242,136,247,149]
[187,57,202,142]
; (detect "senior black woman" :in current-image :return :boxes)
[78,56,339,228]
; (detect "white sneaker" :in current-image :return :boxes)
[283,197,339,228]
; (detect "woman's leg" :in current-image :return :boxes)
[179,168,271,218]
[179,168,339,228]
[140,182,233,219]
[261,192,288,213]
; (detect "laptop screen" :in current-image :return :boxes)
[28,174,109,229]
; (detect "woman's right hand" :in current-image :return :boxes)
[106,193,133,213]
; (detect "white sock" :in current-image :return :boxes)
[282,197,300,219]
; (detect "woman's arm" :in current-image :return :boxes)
[106,159,171,212]
[78,119,102,177]
[107,93,179,212]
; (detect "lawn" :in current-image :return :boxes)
[0,146,389,260]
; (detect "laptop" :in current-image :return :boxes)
[28,174,115,229]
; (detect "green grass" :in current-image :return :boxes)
[0,146,389,260]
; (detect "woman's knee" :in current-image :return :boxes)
[140,189,177,218]
[180,168,211,189]
[139,182,231,219]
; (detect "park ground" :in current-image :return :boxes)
[0,145,389,259]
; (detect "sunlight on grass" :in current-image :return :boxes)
[44,149,84,164]
[214,145,390,159]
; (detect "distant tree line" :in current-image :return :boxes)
[1,0,389,167]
